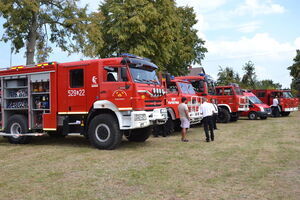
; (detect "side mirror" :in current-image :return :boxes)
[121,67,128,81]
[249,104,254,108]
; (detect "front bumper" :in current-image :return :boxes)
[284,107,299,112]
[147,108,168,125]
[264,108,272,116]
[189,111,202,125]
[256,111,268,118]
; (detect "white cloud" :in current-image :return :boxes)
[176,0,227,12]
[233,0,285,16]
[206,33,295,60]
[237,21,261,33]
[295,37,300,49]
[200,34,300,87]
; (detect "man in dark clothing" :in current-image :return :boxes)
[211,99,218,130]
[200,98,216,142]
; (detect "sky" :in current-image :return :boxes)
[0,0,299,88]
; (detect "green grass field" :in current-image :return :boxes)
[0,112,299,200]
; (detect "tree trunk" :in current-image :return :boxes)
[26,12,38,65]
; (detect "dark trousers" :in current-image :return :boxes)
[213,114,218,129]
[203,116,214,141]
[271,106,280,117]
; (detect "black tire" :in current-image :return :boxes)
[174,119,181,131]
[164,117,175,136]
[126,127,152,142]
[5,114,31,144]
[260,116,267,120]
[281,112,290,117]
[230,113,239,122]
[217,108,230,123]
[248,112,257,120]
[88,114,122,150]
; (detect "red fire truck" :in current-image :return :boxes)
[154,77,202,136]
[252,89,299,116]
[176,74,249,123]
[0,54,168,149]
[215,84,249,122]
[241,91,272,120]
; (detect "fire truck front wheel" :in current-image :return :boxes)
[217,108,230,123]
[88,114,122,150]
[5,114,31,144]
[248,112,258,120]
[126,127,152,142]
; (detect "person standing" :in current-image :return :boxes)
[211,99,218,130]
[200,98,215,142]
[271,96,280,117]
[178,97,190,142]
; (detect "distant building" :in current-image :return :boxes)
[187,67,206,76]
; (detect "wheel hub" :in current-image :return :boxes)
[95,124,111,142]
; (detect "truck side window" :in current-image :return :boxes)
[70,69,84,88]
[216,88,223,96]
[258,92,265,97]
[224,88,233,95]
[105,67,118,82]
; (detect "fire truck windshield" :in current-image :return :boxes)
[283,91,294,98]
[248,96,263,104]
[129,67,160,85]
[178,82,196,95]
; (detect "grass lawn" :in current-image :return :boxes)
[0,112,299,200]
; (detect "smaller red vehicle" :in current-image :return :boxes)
[241,92,272,120]
[252,89,299,116]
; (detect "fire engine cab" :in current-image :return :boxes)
[0,54,167,149]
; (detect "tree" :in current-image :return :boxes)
[216,66,241,85]
[85,0,207,74]
[287,50,300,97]
[256,79,282,89]
[0,0,88,65]
[241,61,257,88]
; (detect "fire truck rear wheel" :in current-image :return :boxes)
[217,108,230,123]
[5,114,31,144]
[126,127,151,142]
[281,112,290,117]
[248,112,257,120]
[88,114,122,150]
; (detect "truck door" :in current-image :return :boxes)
[99,66,133,110]
[58,66,87,113]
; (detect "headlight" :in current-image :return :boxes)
[134,114,147,121]
[259,106,264,112]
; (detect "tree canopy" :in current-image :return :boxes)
[241,61,257,88]
[216,66,241,85]
[0,0,88,65]
[216,61,282,90]
[287,49,300,97]
[85,0,207,74]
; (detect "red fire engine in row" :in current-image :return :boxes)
[176,74,249,123]
[0,54,168,149]
[252,89,299,116]
[154,76,202,136]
